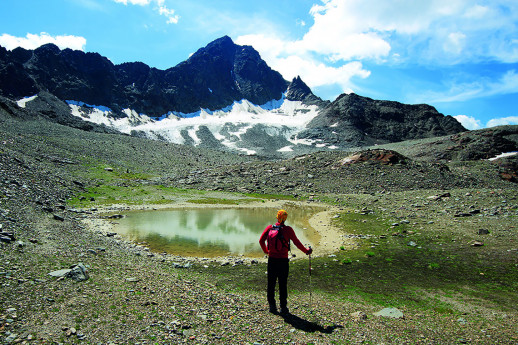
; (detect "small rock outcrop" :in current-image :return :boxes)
[336,149,408,166]
[49,263,89,281]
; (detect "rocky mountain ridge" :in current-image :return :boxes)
[300,93,465,146]
[0,35,466,156]
[0,36,295,115]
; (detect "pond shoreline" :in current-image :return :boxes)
[81,199,352,264]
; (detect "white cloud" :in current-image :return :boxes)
[464,4,489,19]
[303,0,392,61]
[112,0,178,24]
[236,33,370,91]
[454,115,481,130]
[416,70,518,104]
[156,0,179,24]
[487,116,518,128]
[311,0,518,64]
[443,32,466,55]
[277,56,370,90]
[0,32,86,51]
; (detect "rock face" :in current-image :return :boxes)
[0,36,288,115]
[299,93,466,146]
[447,127,518,160]
[492,154,518,183]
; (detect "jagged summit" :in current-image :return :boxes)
[0,36,290,115]
[170,35,288,112]
[286,76,328,107]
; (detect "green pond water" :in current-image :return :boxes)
[112,206,322,257]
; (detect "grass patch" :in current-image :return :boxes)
[68,184,198,207]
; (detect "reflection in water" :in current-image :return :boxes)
[112,207,321,257]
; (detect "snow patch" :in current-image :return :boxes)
[236,147,257,155]
[17,95,37,108]
[278,146,294,152]
[488,152,518,161]
[187,125,201,146]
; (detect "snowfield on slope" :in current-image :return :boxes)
[65,96,332,155]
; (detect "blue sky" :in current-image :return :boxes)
[1,0,517,129]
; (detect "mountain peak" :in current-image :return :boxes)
[175,36,288,111]
[210,35,234,45]
[286,76,328,107]
[34,43,61,54]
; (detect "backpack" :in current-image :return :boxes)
[267,224,290,252]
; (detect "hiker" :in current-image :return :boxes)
[259,209,312,315]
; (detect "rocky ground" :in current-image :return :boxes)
[1,114,518,344]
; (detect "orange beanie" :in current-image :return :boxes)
[277,209,288,223]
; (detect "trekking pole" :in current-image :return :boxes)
[308,245,313,315]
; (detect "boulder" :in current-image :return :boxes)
[66,263,89,281]
[0,232,15,243]
[53,214,65,221]
[49,263,89,281]
[49,269,73,278]
[427,193,451,201]
[350,311,367,321]
[373,307,404,319]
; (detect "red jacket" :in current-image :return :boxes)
[259,222,310,259]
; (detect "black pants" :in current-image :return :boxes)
[267,258,289,309]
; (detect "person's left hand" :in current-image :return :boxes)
[306,247,313,255]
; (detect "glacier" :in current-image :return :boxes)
[16,94,336,156]
[65,96,335,156]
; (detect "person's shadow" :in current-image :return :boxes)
[281,312,343,334]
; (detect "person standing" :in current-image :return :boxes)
[259,209,312,315]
